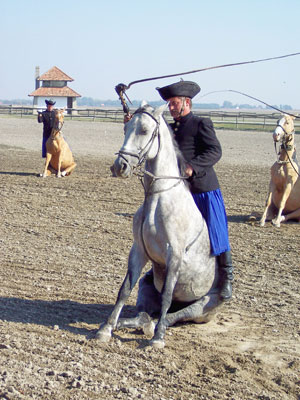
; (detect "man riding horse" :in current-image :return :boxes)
[124,81,234,300]
[156,81,234,300]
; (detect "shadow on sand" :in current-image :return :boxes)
[0,297,136,338]
[0,171,39,177]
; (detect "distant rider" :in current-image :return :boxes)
[37,99,56,157]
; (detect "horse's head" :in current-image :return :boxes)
[273,114,295,143]
[53,108,65,131]
[113,101,167,178]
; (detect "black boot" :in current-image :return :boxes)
[218,251,234,301]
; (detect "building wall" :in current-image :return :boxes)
[34,96,68,110]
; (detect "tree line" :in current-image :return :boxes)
[0,97,293,111]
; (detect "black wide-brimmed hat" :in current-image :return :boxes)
[156,81,200,101]
[45,99,56,105]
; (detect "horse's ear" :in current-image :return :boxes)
[154,103,168,117]
[286,113,296,120]
[140,100,148,107]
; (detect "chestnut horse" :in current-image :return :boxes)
[41,109,76,178]
[260,114,300,227]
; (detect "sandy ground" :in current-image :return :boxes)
[0,116,299,400]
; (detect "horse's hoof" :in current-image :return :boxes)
[94,325,112,342]
[143,321,155,338]
[271,219,280,228]
[61,171,67,177]
[150,339,165,349]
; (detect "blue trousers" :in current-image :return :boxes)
[192,189,231,256]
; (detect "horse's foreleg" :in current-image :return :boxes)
[56,153,63,177]
[95,243,148,342]
[42,153,52,178]
[272,182,293,227]
[150,255,180,349]
[260,184,273,226]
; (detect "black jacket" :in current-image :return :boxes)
[38,110,55,139]
[170,112,222,193]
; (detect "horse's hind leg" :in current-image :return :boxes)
[280,207,300,223]
[117,312,155,337]
[62,161,77,177]
[166,294,221,327]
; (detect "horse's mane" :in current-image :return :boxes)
[161,116,187,173]
[162,116,190,188]
[135,104,189,185]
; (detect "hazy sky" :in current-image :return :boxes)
[1,0,300,108]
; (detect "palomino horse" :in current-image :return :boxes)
[95,102,222,348]
[260,114,300,227]
[41,109,76,178]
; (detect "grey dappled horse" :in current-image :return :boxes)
[96,102,222,348]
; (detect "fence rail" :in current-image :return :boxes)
[0,105,299,132]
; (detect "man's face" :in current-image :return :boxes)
[168,97,190,119]
[47,104,54,111]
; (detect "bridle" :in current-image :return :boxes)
[50,112,64,138]
[117,109,189,195]
[118,110,161,171]
[274,119,300,177]
[275,119,295,160]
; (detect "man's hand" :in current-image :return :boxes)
[185,164,193,177]
[124,113,132,123]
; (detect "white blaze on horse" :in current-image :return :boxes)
[95,102,223,348]
[41,109,76,178]
[260,114,300,227]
